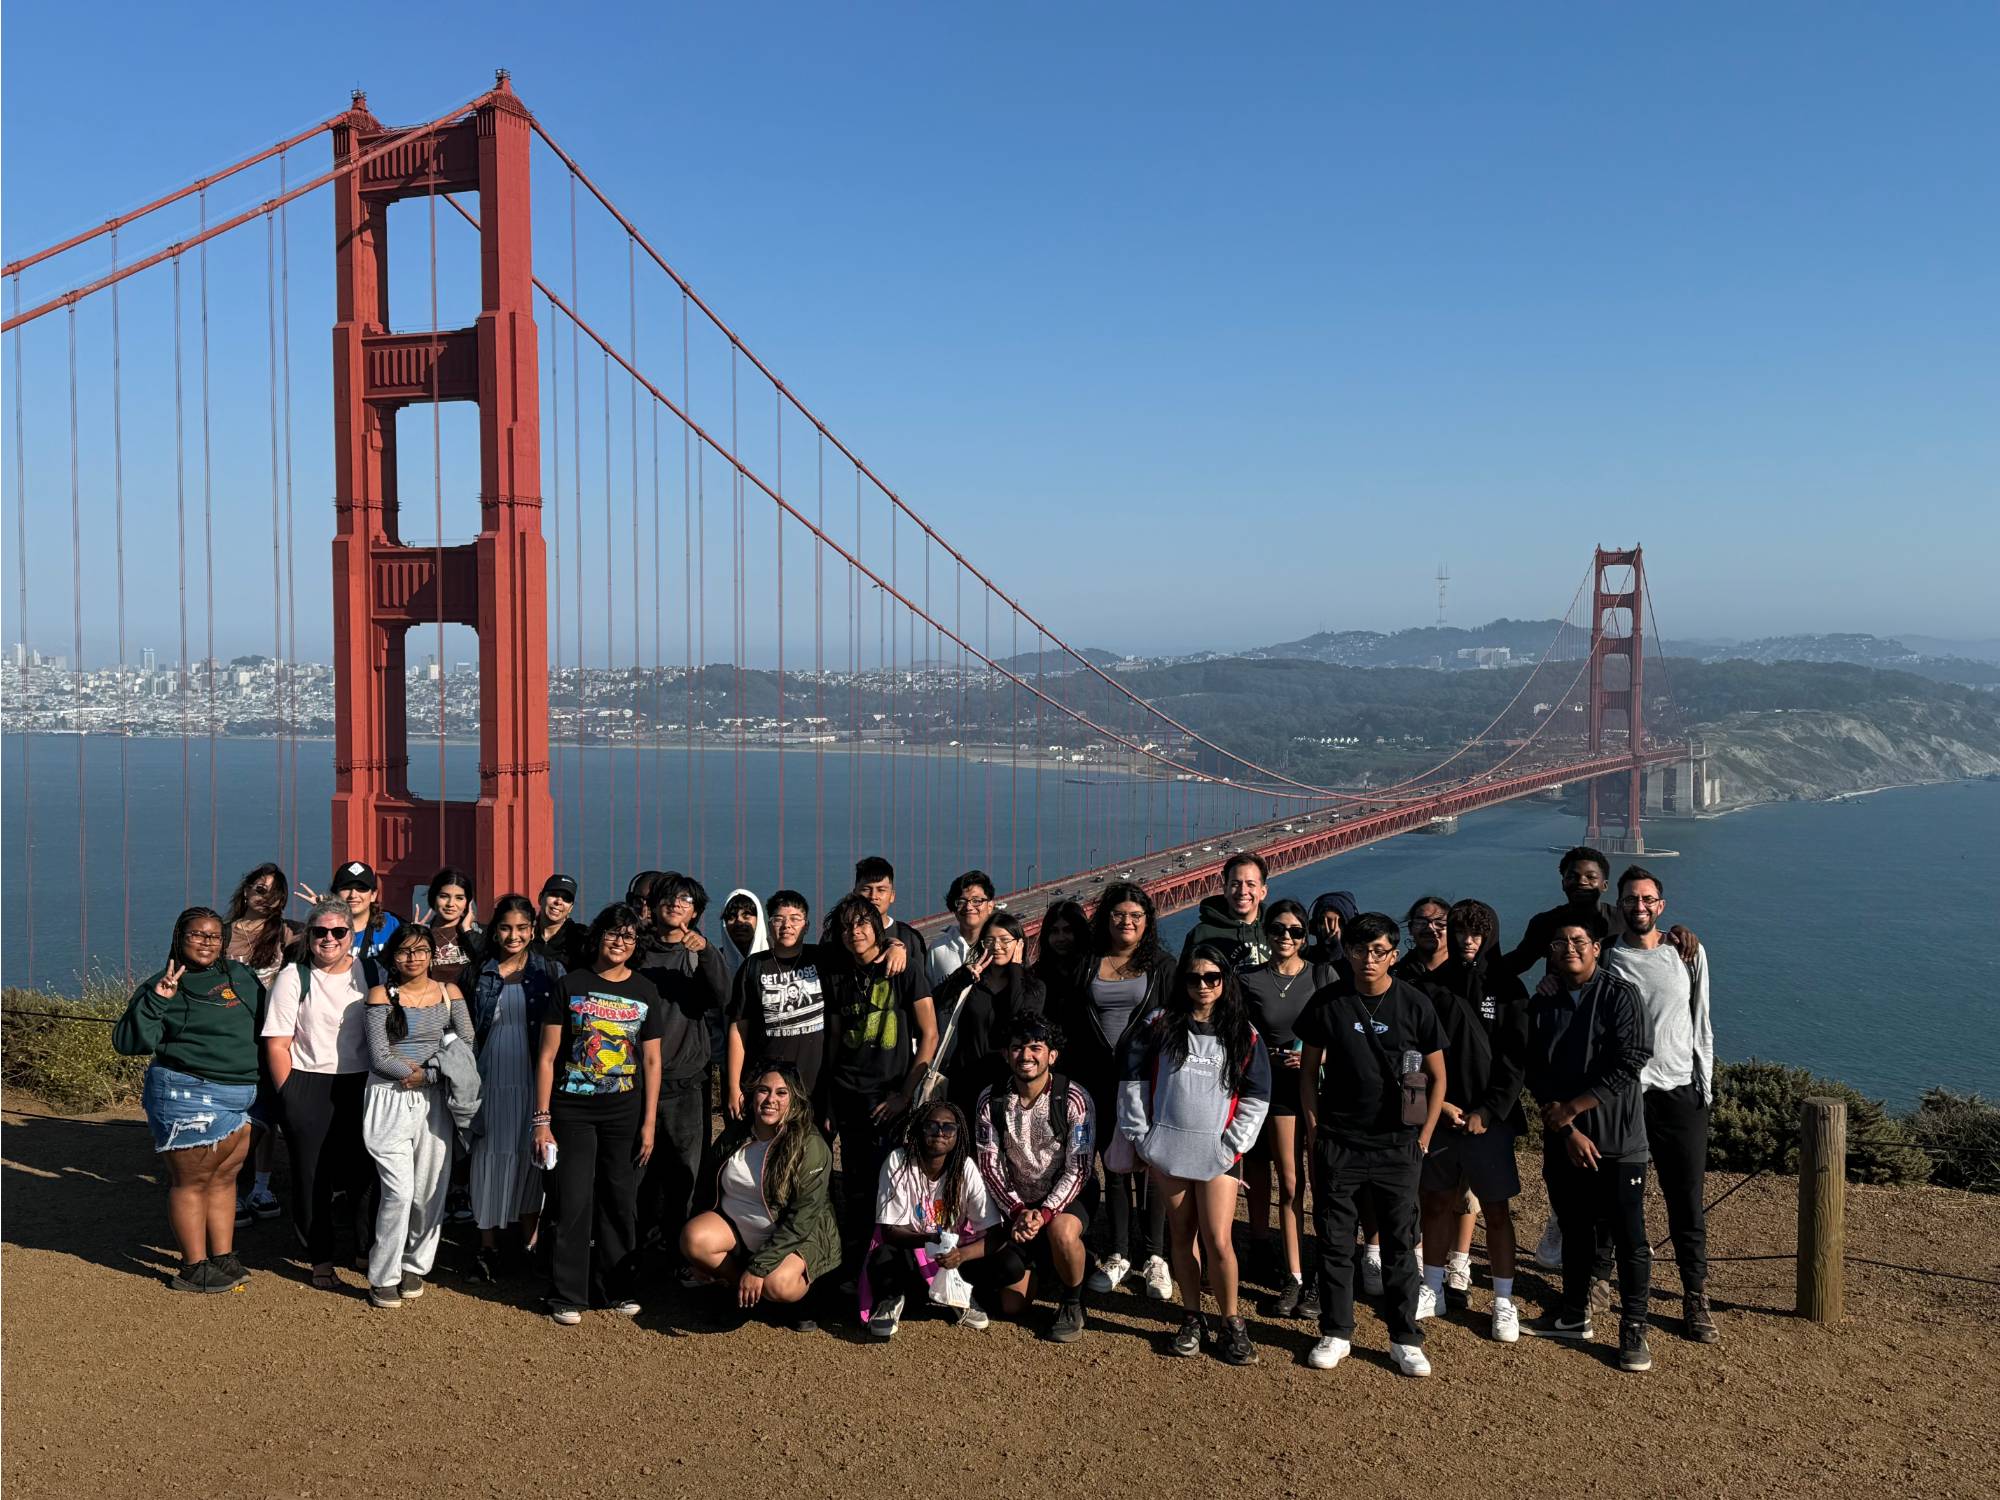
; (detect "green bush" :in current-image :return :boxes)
[1909,1088,2000,1194]
[1709,1059,1931,1186]
[1,983,147,1112]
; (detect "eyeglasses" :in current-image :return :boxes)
[1410,917,1449,932]
[602,931,639,946]
[1548,937,1598,953]
[1620,895,1664,907]
[1353,944,1397,962]
[1187,971,1224,989]
[310,926,350,940]
[954,895,993,910]
[1108,909,1145,924]
[184,930,224,943]
[1265,923,1305,938]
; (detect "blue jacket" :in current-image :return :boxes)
[466,950,565,1057]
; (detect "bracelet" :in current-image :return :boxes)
[529,1110,551,1126]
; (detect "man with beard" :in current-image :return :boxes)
[1603,866,1718,1345]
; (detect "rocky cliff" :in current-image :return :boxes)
[1696,700,2000,810]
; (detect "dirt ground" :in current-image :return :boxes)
[4,1093,1997,1500]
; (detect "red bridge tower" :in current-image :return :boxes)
[328,78,551,912]
[1586,544,1647,854]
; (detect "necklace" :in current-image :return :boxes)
[1270,964,1307,1003]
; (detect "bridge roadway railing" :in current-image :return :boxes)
[914,746,1685,940]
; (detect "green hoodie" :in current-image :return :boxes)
[1178,894,1270,972]
[113,960,264,1086]
[706,1122,841,1279]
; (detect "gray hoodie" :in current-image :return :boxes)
[1117,1010,1273,1181]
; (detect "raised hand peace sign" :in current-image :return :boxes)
[154,960,187,999]
[294,883,322,907]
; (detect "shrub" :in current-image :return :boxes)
[1709,1059,1931,1186]
[1,983,148,1112]
[1909,1088,2000,1194]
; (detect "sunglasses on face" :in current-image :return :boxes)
[310,926,350,940]
[1266,923,1305,938]
[1188,971,1224,989]
[921,1121,960,1136]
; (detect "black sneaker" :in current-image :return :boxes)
[1271,1278,1304,1318]
[1297,1281,1322,1321]
[209,1253,251,1288]
[1619,1319,1653,1373]
[1526,1307,1594,1341]
[1218,1315,1259,1366]
[1170,1312,1206,1357]
[401,1272,426,1300]
[189,1260,242,1294]
[167,1260,209,1293]
[1047,1299,1086,1344]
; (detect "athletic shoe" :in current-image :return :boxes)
[1297,1282,1322,1321]
[1534,1216,1563,1270]
[1390,1341,1432,1377]
[234,1198,253,1228]
[246,1184,283,1220]
[610,1299,641,1317]
[956,1298,990,1331]
[1445,1257,1472,1311]
[1491,1299,1521,1343]
[446,1187,474,1224]
[1360,1254,1385,1298]
[1307,1334,1350,1370]
[549,1306,582,1326]
[675,1265,706,1290]
[400,1273,426,1300]
[1414,1284,1439,1321]
[209,1253,251,1289]
[368,1284,402,1309]
[1684,1291,1720,1344]
[1139,1255,1174,1301]
[1047,1299,1086,1344]
[1170,1312,1206,1357]
[1619,1319,1653,1373]
[1087,1254,1130,1294]
[1526,1308,1594,1341]
[167,1260,214,1293]
[868,1294,904,1339]
[1218,1315,1258,1366]
[1271,1277,1304,1318]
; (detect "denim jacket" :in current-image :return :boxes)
[466,949,565,1057]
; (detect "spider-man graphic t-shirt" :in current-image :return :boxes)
[553,969,666,1096]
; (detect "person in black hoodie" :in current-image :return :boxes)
[1177,852,1270,971]
[1303,891,1357,975]
[930,912,1046,1117]
[636,874,728,1260]
[1416,899,1530,1342]
[1523,906,1655,1373]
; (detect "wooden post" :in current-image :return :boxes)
[1796,1096,1846,1323]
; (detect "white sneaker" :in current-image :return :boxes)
[1360,1254,1385,1298]
[1390,1341,1432,1378]
[1534,1215,1564,1271]
[956,1297,990,1331]
[1414,1283,1439,1321]
[868,1294,904,1339]
[1139,1255,1174,1301]
[1087,1254,1130,1294]
[1491,1299,1521,1343]
[1445,1256,1472,1295]
[1307,1334,1351,1370]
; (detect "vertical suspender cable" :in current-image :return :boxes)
[429,143,446,872]
[814,433,825,918]
[682,291,694,871]
[730,349,742,887]
[171,258,189,907]
[697,445,707,877]
[775,390,785,883]
[888,501,897,876]
[569,173,584,875]
[850,469,859,866]
[1010,611,1019,893]
[280,154,300,877]
[629,240,643,864]
[200,193,218,903]
[67,306,89,974]
[650,281,663,866]
[10,276,35,979]
[267,214,286,862]
[604,347,616,892]
[549,290,565,867]
[111,233,132,981]
[984,587,993,869]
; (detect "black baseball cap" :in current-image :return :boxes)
[540,874,578,901]
[331,860,377,893]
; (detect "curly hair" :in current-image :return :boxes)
[1088,882,1161,975]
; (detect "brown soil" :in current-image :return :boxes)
[4,1093,1997,1500]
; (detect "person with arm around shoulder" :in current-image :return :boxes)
[114,906,263,1293]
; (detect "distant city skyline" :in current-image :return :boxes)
[4,4,1995,667]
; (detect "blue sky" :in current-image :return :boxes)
[4,0,1995,668]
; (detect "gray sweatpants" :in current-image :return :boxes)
[362,1085,453,1290]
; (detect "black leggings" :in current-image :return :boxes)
[277,1070,375,1264]
[1102,1168,1166,1264]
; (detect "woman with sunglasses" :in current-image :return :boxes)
[262,896,377,1292]
[682,1062,837,1322]
[1066,883,1177,1301]
[1240,897,1339,1317]
[113,906,263,1292]
[1119,943,1273,1365]
[220,863,300,1225]
[466,893,561,1279]
[863,1098,998,1334]
[531,903,665,1325]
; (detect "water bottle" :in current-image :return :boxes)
[537,1138,558,1171]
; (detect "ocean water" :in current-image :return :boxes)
[5,732,1994,1106]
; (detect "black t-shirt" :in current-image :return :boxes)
[1294,977,1447,1147]
[824,956,929,1100]
[729,946,828,1098]
[548,969,667,1097]
[1239,960,1339,1051]
[1496,900,1625,979]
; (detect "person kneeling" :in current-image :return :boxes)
[864,1100,1000,1336]
[973,1016,1095,1343]
[681,1063,838,1327]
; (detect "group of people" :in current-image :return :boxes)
[116,840,1717,1375]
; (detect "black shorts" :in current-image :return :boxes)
[971,1205,1090,1288]
[1419,1126,1521,1201]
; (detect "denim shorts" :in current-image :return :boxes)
[141,1064,257,1153]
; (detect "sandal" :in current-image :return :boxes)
[310,1264,341,1292]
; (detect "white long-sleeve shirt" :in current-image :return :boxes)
[1603,939,1713,1102]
